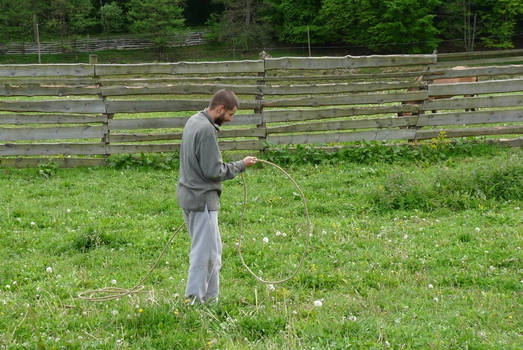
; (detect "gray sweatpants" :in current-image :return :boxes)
[182,205,222,303]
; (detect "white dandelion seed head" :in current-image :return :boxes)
[385,341,390,347]
[5,285,10,289]
[428,284,433,289]
[111,279,117,285]
[112,310,118,316]
[313,300,322,307]
[263,237,269,243]
[276,230,281,236]
[403,234,408,239]
[46,267,53,273]
[348,315,357,321]
[268,284,275,291]
[433,297,439,302]
[66,209,71,213]
[30,222,35,226]
[475,227,480,232]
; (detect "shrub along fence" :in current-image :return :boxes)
[0,53,522,167]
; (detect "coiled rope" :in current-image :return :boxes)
[78,159,312,302]
[237,159,312,284]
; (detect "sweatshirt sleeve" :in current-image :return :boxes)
[198,127,246,182]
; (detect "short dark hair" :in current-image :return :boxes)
[209,89,239,111]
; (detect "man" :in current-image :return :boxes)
[177,89,257,304]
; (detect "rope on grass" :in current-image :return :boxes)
[78,159,312,301]
[77,223,185,302]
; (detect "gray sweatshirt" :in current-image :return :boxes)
[176,110,246,211]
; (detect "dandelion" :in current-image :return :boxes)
[173,309,179,316]
[428,284,433,289]
[111,279,117,285]
[263,237,269,243]
[138,308,143,313]
[385,341,390,348]
[403,234,408,239]
[66,209,71,213]
[321,230,326,235]
[36,286,41,292]
[165,261,169,265]
[268,284,275,291]
[5,285,10,290]
[12,281,17,286]
[348,315,357,321]
[276,230,281,236]
[475,227,481,232]
[313,300,323,307]
[112,310,118,316]
[30,222,35,226]
[515,207,520,210]
[433,297,439,302]
[46,267,53,273]
[282,232,287,237]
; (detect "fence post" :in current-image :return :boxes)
[256,57,267,152]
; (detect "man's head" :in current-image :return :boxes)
[208,89,239,126]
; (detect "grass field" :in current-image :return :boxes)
[0,144,521,349]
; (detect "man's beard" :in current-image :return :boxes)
[214,111,226,126]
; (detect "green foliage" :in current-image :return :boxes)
[207,0,273,50]
[264,139,496,167]
[100,2,125,33]
[37,161,59,179]
[127,0,185,34]
[107,152,180,170]
[267,0,322,44]
[0,0,33,42]
[371,156,522,211]
[317,0,441,53]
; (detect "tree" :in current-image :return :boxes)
[208,0,273,51]
[127,0,185,34]
[318,0,441,53]
[267,0,322,44]
[100,2,125,33]
[0,0,33,42]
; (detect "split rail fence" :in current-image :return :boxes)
[0,53,522,167]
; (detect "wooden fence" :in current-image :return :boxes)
[0,32,206,55]
[0,53,522,167]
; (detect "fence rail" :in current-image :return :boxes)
[1,50,522,167]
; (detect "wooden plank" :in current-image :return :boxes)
[0,157,106,168]
[99,81,425,97]
[101,84,260,96]
[429,79,523,96]
[267,129,416,144]
[266,116,418,134]
[0,100,106,113]
[435,56,523,67]
[262,81,424,95]
[0,85,100,96]
[422,94,523,111]
[105,99,257,113]
[109,117,188,130]
[110,128,265,142]
[219,140,264,150]
[491,138,523,147]
[0,143,109,156]
[415,126,523,140]
[95,61,264,75]
[3,78,98,85]
[99,76,260,85]
[263,105,420,123]
[418,109,523,126]
[0,125,105,141]
[262,91,428,107]
[438,48,523,60]
[0,114,105,125]
[265,55,436,70]
[0,64,94,77]
[424,65,523,80]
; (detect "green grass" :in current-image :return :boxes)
[0,146,521,349]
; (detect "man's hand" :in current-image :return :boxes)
[243,156,258,167]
